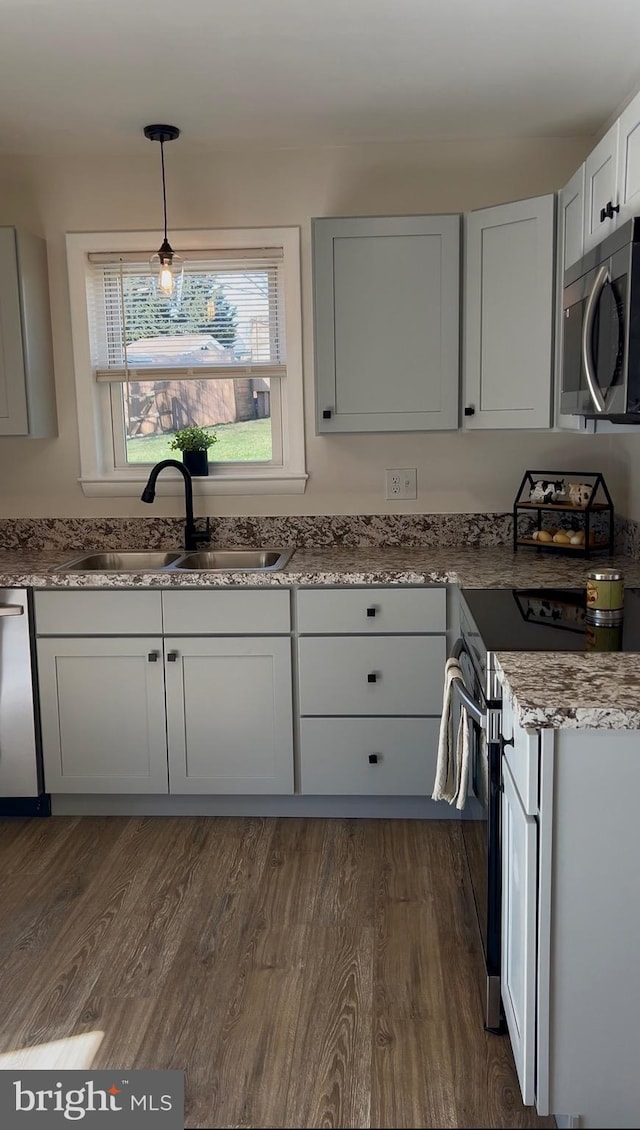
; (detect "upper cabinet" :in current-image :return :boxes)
[463,195,555,430]
[0,228,57,437]
[616,89,640,225]
[559,166,585,273]
[581,90,640,254]
[312,214,460,433]
[583,123,619,253]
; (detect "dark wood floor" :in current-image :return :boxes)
[0,816,555,1128]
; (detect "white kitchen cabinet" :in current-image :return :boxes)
[554,170,589,432]
[616,89,640,225]
[495,661,640,1126]
[297,586,445,797]
[463,195,555,429]
[0,227,56,436]
[312,214,460,433]
[583,123,620,253]
[559,166,585,273]
[37,636,168,793]
[501,756,538,1107]
[164,636,293,794]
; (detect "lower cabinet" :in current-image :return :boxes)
[37,634,294,796]
[37,636,169,793]
[297,586,446,796]
[165,636,294,794]
[300,717,439,795]
[501,757,537,1107]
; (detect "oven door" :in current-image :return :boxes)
[451,639,503,1033]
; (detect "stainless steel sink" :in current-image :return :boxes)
[50,548,294,572]
[51,551,184,572]
[173,548,294,571]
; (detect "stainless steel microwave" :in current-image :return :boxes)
[561,218,640,421]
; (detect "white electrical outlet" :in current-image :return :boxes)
[385,468,417,500]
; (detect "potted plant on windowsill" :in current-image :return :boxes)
[169,425,218,477]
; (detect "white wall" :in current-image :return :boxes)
[0,136,622,519]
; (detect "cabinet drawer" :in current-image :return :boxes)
[34,590,162,636]
[162,589,290,635]
[297,587,445,634]
[300,717,439,795]
[298,635,445,715]
[501,692,539,816]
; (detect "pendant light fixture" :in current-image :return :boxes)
[143,123,182,297]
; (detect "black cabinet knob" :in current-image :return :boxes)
[322,408,332,419]
[600,201,620,222]
[368,753,379,765]
[167,651,179,663]
[366,606,377,618]
[147,651,158,662]
[464,405,475,416]
[367,672,378,683]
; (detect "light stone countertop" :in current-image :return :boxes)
[2,543,639,730]
[495,652,640,730]
[0,544,638,589]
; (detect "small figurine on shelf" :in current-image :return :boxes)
[568,482,592,507]
[529,478,566,504]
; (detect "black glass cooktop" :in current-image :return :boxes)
[461,587,640,653]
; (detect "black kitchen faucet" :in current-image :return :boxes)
[140,460,210,551]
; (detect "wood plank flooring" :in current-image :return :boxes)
[0,816,555,1129]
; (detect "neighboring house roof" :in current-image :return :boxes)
[127,334,227,356]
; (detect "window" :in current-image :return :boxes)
[66,228,306,496]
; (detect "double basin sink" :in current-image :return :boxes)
[51,549,295,573]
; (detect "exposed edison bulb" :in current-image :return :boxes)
[159,259,174,297]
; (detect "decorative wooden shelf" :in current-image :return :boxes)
[513,470,614,557]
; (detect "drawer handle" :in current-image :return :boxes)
[167,651,179,663]
[368,753,379,765]
[366,606,377,618]
[322,408,332,419]
[147,651,159,662]
[367,672,378,684]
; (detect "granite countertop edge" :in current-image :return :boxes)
[494,653,640,731]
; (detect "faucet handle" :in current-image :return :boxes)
[193,517,211,545]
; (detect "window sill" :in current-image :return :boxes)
[79,470,308,497]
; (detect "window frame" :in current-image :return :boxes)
[66,227,307,496]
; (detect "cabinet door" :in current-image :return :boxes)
[584,123,619,253]
[554,170,588,431]
[501,759,537,1107]
[463,195,554,429]
[560,166,585,273]
[617,90,640,225]
[37,637,168,793]
[165,637,294,794]
[0,228,28,435]
[313,214,460,432]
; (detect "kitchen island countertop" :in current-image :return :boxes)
[495,650,640,730]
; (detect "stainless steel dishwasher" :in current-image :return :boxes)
[0,589,49,815]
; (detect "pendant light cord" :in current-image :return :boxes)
[160,140,168,243]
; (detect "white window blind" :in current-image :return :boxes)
[88,247,286,382]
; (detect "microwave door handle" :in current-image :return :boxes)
[581,264,609,414]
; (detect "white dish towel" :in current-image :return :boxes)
[432,656,471,810]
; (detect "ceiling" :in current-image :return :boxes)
[1,0,640,155]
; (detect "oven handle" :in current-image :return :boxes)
[450,638,487,730]
[581,263,609,414]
